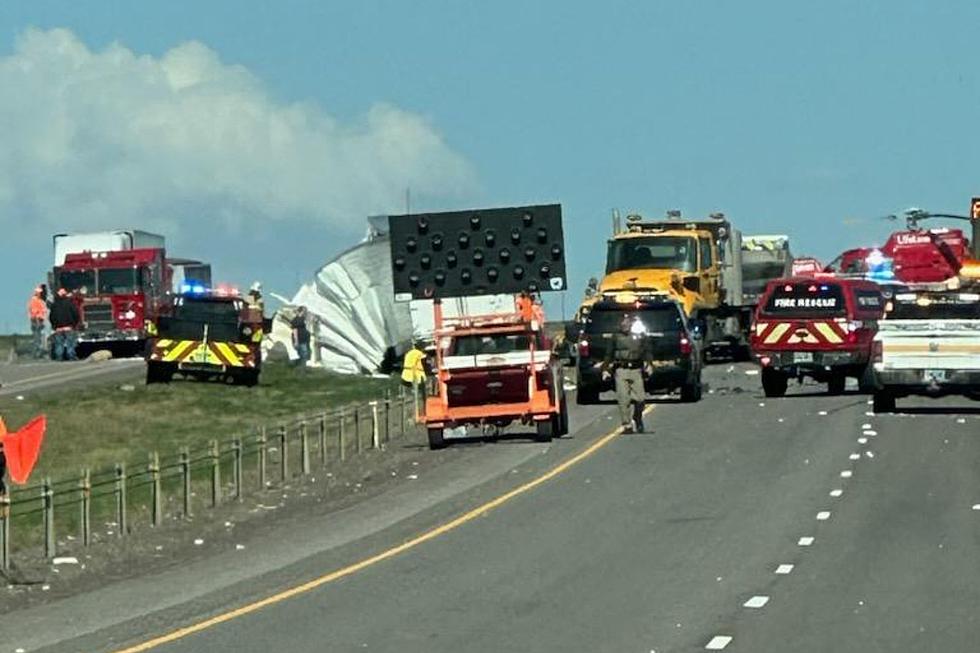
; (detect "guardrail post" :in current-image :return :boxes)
[150,452,162,527]
[0,493,9,570]
[258,428,268,489]
[318,415,327,467]
[80,468,91,546]
[279,425,288,481]
[180,448,192,518]
[399,385,407,437]
[354,407,362,454]
[232,437,243,500]
[370,401,380,449]
[210,440,221,507]
[300,421,310,476]
[338,410,347,462]
[115,463,127,536]
[42,478,55,558]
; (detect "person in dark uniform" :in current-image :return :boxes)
[603,313,649,433]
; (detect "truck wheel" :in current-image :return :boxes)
[872,391,896,414]
[576,384,599,405]
[427,427,447,450]
[761,368,788,398]
[535,418,554,443]
[680,378,703,403]
[827,373,846,395]
[234,370,260,387]
[146,362,173,384]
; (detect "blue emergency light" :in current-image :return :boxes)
[180,281,208,295]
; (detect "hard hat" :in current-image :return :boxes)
[250,282,262,293]
[34,286,43,295]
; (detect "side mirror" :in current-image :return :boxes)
[682,276,701,293]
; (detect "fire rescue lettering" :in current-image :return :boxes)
[773,297,838,309]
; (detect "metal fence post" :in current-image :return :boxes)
[180,448,192,518]
[338,410,347,462]
[370,401,380,449]
[354,407,362,454]
[0,493,9,570]
[232,437,243,499]
[150,452,162,527]
[80,468,91,546]
[115,463,127,536]
[399,385,407,437]
[384,390,391,444]
[300,421,310,476]
[279,425,288,481]
[318,415,327,467]
[210,440,221,507]
[258,427,268,489]
[42,478,55,558]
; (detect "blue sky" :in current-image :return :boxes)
[2,1,980,330]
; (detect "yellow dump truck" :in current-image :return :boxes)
[579,211,754,359]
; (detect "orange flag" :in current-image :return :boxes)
[0,415,46,485]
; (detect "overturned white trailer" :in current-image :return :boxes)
[267,218,516,375]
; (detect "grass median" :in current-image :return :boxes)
[0,361,399,483]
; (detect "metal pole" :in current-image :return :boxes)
[210,440,221,507]
[370,401,380,449]
[258,427,268,489]
[318,415,327,466]
[354,407,362,454]
[116,463,127,536]
[399,384,407,437]
[41,478,55,558]
[150,452,162,527]
[80,468,91,546]
[300,421,310,475]
[0,493,9,570]
[384,390,391,444]
[232,437,243,500]
[279,425,288,481]
[338,410,347,462]
[180,448,192,518]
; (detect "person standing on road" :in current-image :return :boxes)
[603,314,649,433]
[28,286,48,359]
[49,288,81,361]
[246,282,265,315]
[291,306,311,367]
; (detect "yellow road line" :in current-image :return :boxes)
[111,407,650,653]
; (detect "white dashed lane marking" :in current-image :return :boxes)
[865,451,875,459]
[830,489,843,498]
[840,470,853,478]
[857,437,868,444]
[775,564,794,575]
[863,430,877,437]
[816,511,831,521]
[798,536,815,546]
[849,453,860,460]
[705,635,733,650]
[743,595,770,608]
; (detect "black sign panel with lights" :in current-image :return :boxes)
[388,204,566,300]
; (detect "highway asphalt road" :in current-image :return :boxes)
[0,358,143,397]
[10,364,980,652]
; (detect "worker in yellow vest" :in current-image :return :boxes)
[401,342,428,417]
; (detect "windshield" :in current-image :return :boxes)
[98,268,139,294]
[450,333,536,356]
[606,236,698,273]
[586,305,684,335]
[58,269,96,294]
[888,295,980,320]
[762,283,847,318]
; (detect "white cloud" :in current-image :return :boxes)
[0,28,477,237]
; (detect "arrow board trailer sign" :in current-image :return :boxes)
[388,204,566,301]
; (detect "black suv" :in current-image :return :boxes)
[575,298,703,404]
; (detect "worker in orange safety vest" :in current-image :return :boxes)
[28,286,48,359]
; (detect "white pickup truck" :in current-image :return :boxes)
[871,289,980,412]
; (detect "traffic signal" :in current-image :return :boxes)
[972,197,980,221]
[388,204,566,300]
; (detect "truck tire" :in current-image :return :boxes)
[576,384,600,405]
[427,427,447,450]
[827,373,846,396]
[680,377,703,403]
[145,362,173,384]
[872,391,896,414]
[761,368,788,398]
[234,370,260,387]
[535,418,554,443]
